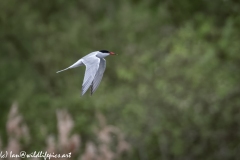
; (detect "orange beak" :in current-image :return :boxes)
[110,52,116,55]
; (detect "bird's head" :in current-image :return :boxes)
[97,50,116,58]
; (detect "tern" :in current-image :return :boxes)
[56,50,116,96]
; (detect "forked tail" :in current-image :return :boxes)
[56,68,69,73]
[56,59,84,73]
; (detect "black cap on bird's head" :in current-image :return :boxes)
[99,50,116,55]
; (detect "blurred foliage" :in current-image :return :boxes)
[1,0,240,159]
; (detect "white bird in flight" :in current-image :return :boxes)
[56,50,116,96]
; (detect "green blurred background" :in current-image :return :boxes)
[1,0,240,159]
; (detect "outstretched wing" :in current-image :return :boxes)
[82,56,100,96]
[90,58,106,95]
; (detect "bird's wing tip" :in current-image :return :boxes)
[81,90,85,96]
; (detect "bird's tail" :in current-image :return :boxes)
[56,59,84,73]
[56,68,69,73]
